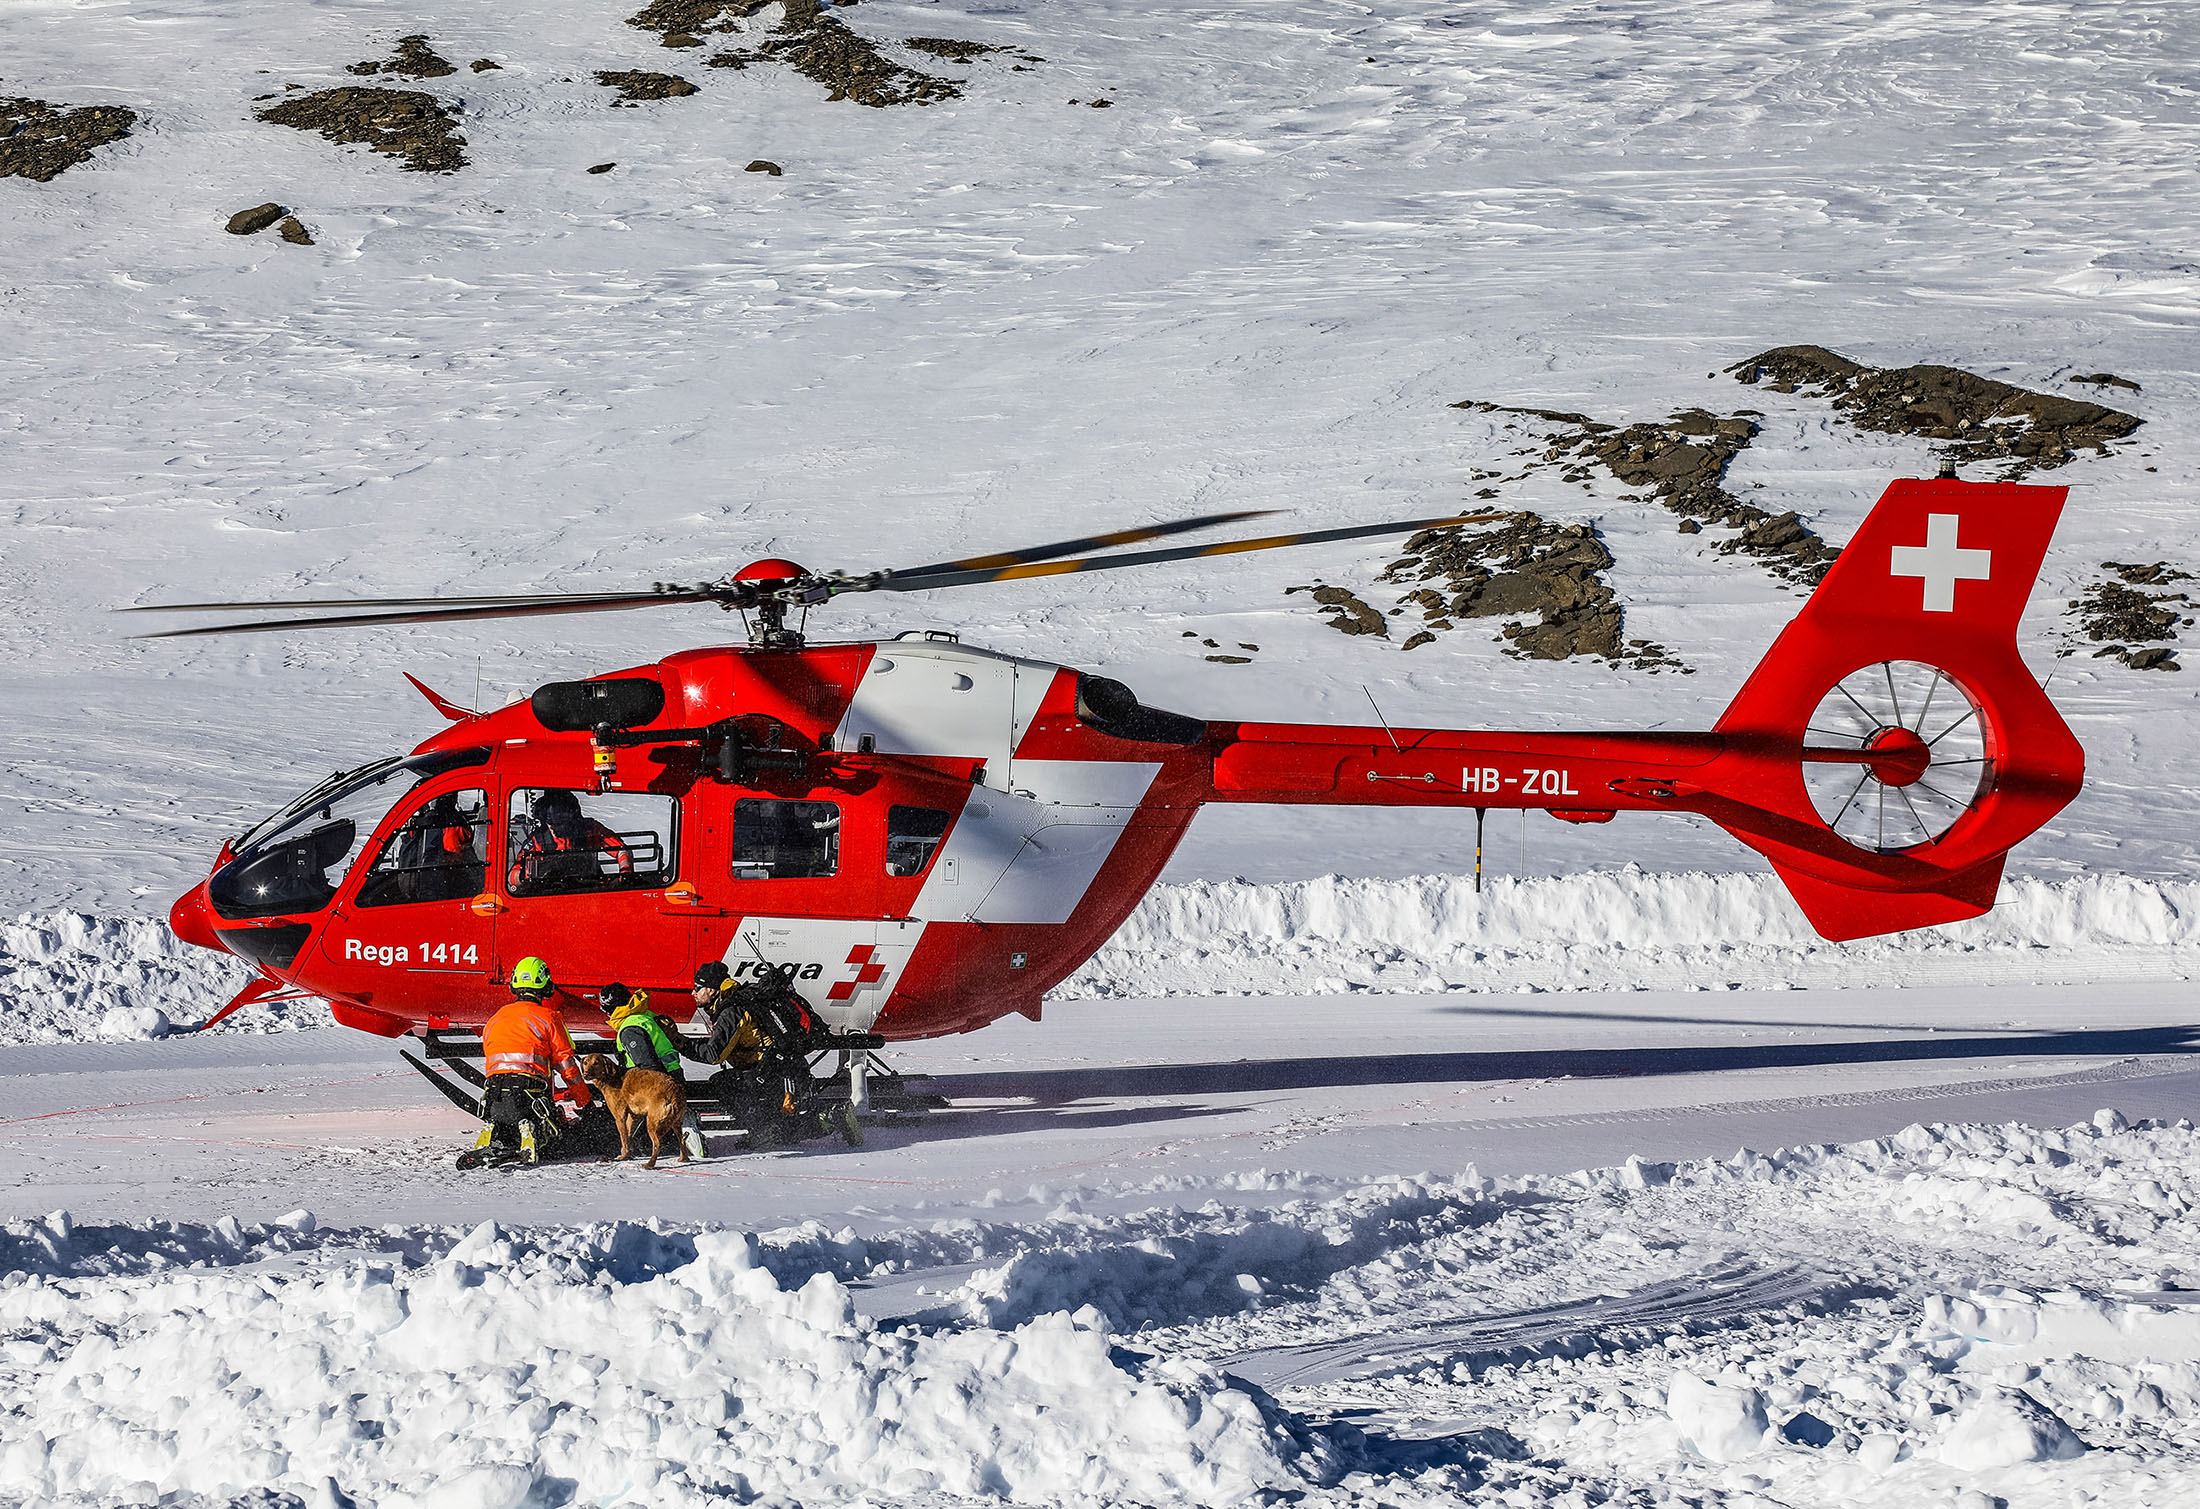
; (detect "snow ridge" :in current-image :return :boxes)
[5,869,2195,1044]
[0,911,264,1043]
[1067,870,2200,998]
[0,1221,1327,1507]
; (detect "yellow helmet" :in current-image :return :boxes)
[510,956,553,993]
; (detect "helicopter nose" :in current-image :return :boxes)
[168,883,225,952]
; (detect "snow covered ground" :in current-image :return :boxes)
[7,983,2200,1505]
[7,0,2200,1501]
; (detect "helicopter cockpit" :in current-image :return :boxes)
[207,747,491,921]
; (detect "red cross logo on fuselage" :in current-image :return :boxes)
[826,944,890,1003]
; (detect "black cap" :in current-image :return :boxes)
[693,961,731,990]
[598,982,632,1010]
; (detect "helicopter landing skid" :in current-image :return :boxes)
[402,1048,482,1118]
[408,1030,950,1144]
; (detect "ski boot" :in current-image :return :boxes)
[518,1119,538,1165]
[456,1126,495,1170]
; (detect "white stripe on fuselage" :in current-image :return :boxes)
[722,916,927,1033]
[913,759,1161,925]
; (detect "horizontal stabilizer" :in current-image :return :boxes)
[1768,853,2006,942]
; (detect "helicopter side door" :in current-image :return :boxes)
[317,780,500,996]
[497,785,693,996]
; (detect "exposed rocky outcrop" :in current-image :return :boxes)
[224,202,287,236]
[596,70,700,104]
[1728,344,2142,478]
[1455,401,1840,586]
[2068,562,2192,671]
[627,0,770,48]
[905,36,1042,66]
[259,87,467,174]
[0,94,137,182]
[1286,584,1387,639]
[707,0,963,105]
[347,36,457,80]
[1378,514,1685,670]
[904,37,1010,61]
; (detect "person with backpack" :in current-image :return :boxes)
[684,960,859,1150]
[600,981,707,1159]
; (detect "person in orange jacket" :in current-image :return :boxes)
[475,955,591,1163]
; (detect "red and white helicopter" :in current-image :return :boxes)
[147,476,2081,1100]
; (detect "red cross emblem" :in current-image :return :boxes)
[826,944,891,1002]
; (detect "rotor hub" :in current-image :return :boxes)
[732,558,810,586]
[1861,725,1931,787]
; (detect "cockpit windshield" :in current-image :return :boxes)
[209,747,490,920]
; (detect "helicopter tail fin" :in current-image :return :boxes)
[1704,476,2083,941]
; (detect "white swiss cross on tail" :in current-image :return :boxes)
[1889,512,1991,612]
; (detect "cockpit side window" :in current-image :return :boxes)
[1073,675,1207,746]
[355,789,490,909]
[209,748,491,921]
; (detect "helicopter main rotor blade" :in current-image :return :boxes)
[121,590,682,614]
[131,591,721,640]
[879,509,1280,583]
[861,512,1517,592]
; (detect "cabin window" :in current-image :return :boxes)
[885,805,952,877]
[506,789,675,896]
[356,789,490,908]
[731,798,840,880]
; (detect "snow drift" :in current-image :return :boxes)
[1066,869,2200,998]
[0,1223,1325,1507]
[7,869,2197,1044]
[0,911,262,1043]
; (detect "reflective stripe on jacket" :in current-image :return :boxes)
[483,997,583,1086]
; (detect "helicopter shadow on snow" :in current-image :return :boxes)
[867,1098,1245,1146]
[919,1023,2200,1109]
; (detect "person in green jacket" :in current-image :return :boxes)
[600,982,706,1159]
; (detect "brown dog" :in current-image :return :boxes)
[578,1054,691,1168]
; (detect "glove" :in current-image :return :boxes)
[562,1082,591,1110]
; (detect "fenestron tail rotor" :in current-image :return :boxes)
[126,507,1504,646]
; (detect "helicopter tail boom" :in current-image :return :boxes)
[1204,477,2083,941]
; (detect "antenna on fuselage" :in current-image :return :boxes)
[1362,686,1403,753]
